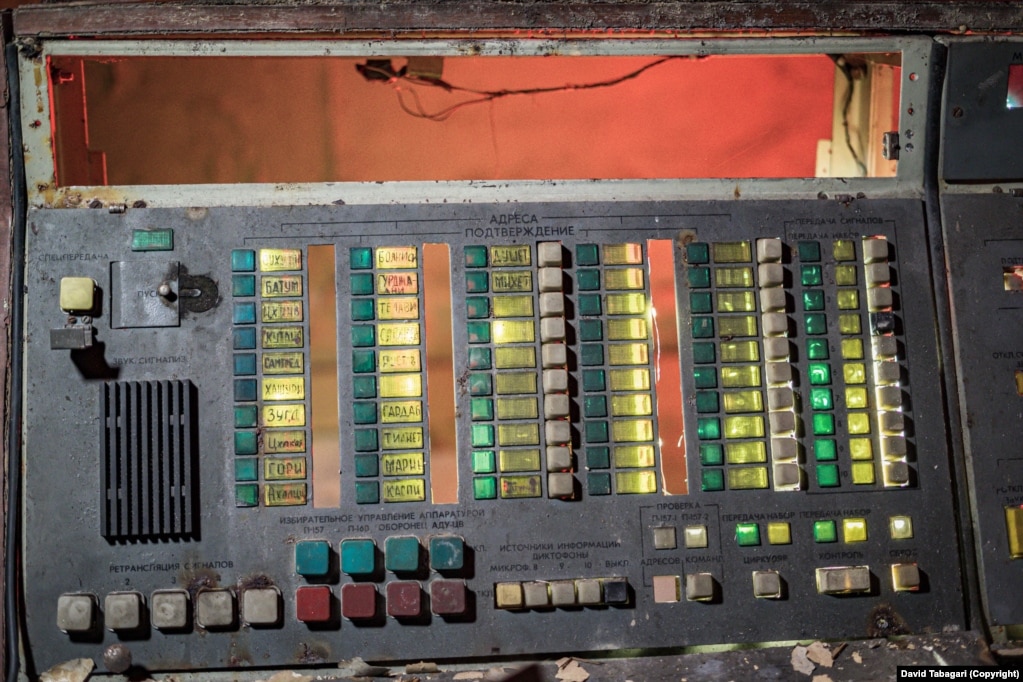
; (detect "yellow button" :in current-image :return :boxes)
[498,423,540,446]
[500,475,542,499]
[604,268,645,290]
[260,275,303,298]
[495,347,536,369]
[712,241,752,263]
[262,326,304,349]
[603,243,643,265]
[717,291,756,312]
[495,582,525,608]
[264,482,307,506]
[606,293,647,315]
[259,248,302,272]
[846,387,868,409]
[838,314,861,335]
[262,377,306,402]
[727,466,769,490]
[264,456,307,481]
[843,363,866,384]
[377,271,419,295]
[614,445,655,468]
[262,404,306,427]
[724,416,764,439]
[59,277,96,312]
[720,341,760,363]
[378,323,420,346]
[379,349,421,372]
[264,429,306,453]
[721,365,761,388]
[381,400,423,423]
[379,374,423,398]
[725,440,767,464]
[383,478,426,502]
[843,518,868,542]
[381,427,424,450]
[837,289,859,310]
[835,265,858,286]
[499,449,541,472]
[610,369,650,391]
[890,515,913,540]
[497,397,538,420]
[841,338,864,360]
[495,372,536,394]
[377,297,420,320]
[608,318,648,340]
[491,270,533,293]
[849,437,873,460]
[848,413,871,435]
[616,470,657,494]
[608,343,649,365]
[722,390,763,414]
[381,453,425,476]
[832,239,855,261]
[718,315,758,337]
[375,247,418,270]
[714,267,754,288]
[492,295,534,318]
[262,352,304,375]
[490,245,531,267]
[1007,507,1023,558]
[613,419,654,443]
[611,394,652,417]
[261,300,303,323]
[852,462,876,485]
[767,522,791,545]
[492,320,535,344]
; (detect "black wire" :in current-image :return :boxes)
[835,58,869,177]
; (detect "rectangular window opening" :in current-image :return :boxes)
[308,244,340,507]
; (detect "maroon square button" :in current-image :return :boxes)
[295,586,332,623]
[430,579,467,615]
[341,583,377,620]
[386,581,422,618]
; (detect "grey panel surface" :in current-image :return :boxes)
[22,199,964,673]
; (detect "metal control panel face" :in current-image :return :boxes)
[22,199,964,672]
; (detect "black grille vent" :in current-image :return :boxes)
[101,380,199,541]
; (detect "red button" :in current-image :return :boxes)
[295,586,332,623]
[430,579,467,615]
[341,583,377,620]
[386,581,422,618]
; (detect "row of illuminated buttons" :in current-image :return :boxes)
[473,445,657,474]
[233,300,304,325]
[691,287,888,317]
[468,420,654,448]
[685,238,886,267]
[233,326,305,350]
[495,577,630,609]
[231,248,302,273]
[236,482,306,507]
[295,536,465,576]
[465,243,641,269]
[473,470,658,499]
[651,516,914,549]
[692,336,887,367]
[232,274,303,298]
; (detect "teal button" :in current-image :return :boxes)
[231,249,255,272]
[693,342,716,364]
[234,379,257,402]
[354,429,379,452]
[701,469,724,492]
[235,458,258,482]
[584,395,607,418]
[353,376,377,399]
[579,319,603,341]
[430,536,465,571]
[812,413,835,435]
[577,269,601,291]
[582,369,606,392]
[813,519,838,541]
[351,299,375,321]
[697,418,721,440]
[798,241,821,262]
[578,294,602,316]
[234,354,257,376]
[341,539,377,575]
[803,290,824,311]
[808,363,832,385]
[234,405,258,428]
[692,317,714,338]
[355,481,380,504]
[736,523,761,547]
[806,338,829,360]
[688,268,711,288]
[814,439,837,461]
[232,275,255,297]
[471,424,494,448]
[233,328,256,349]
[585,421,609,443]
[468,373,492,396]
[132,228,174,252]
[472,450,496,474]
[468,348,492,370]
[351,325,375,347]
[690,291,713,314]
[467,321,490,344]
[233,302,256,325]
[580,344,604,366]
[350,273,374,295]
[470,398,494,421]
[235,483,258,507]
[465,271,489,293]
[804,313,827,335]
[586,446,610,469]
[353,402,378,424]
[693,367,717,389]
[695,391,719,413]
[466,297,490,319]
[587,472,611,495]
[686,242,710,265]
[352,350,376,373]
[385,536,421,572]
[296,540,331,576]
[354,454,379,477]
[350,247,373,270]
[699,443,724,466]
[801,265,823,287]
[234,431,258,455]
[576,244,599,266]
[474,476,497,500]
[464,245,488,268]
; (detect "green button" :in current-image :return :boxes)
[234,405,258,428]
[355,481,380,504]
[577,269,601,291]
[814,439,837,461]
[467,321,491,344]
[579,319,603,341]
[701,469,724,492]
[350,273,374,295]
[816,465,840,488]
[801,265,823,287]
[580,344,604,366]
[466,271,489,293]
[693,342,716,364]
[350,247,373,270]
[132,228,174,251]
[234,354,257,376]
[468,348,492,370]
[354,429,379,452]
[473,476,497,500]
[468,373,492,396]
[695,391,719,413]
[233,302,256,325]
[232,275,256,297]
[464,245,488,267]
[692,317,714,338]
[584,395,607,418]
[351,299,375,321]
[587,472,612,495]
[231,249,255,272]
[813,519,838,542]
[385,536,422,572]
[700,443,724,466]
[694,367,717,389]
[353,350,376,373]
[806,338,829,360]
[586,446,610,469]
[472,424,494,448]
[353,376,377,399]
[578,294,602,316]
[296,540,331,576]
[736,523,761,547]
[471,398,494,421]
[235,458,258,482]
[354,454,379,477]
[690,291,713,314]
[803,290,824,311]
[430,536,465,571]
[466,297,490,319]
[688,268,711,288]
[352,325,375,347]
[812,413,835,435]
[472,450,496,474]
[804,313,827,335]
[233,328,256,349]
[808,363,832,385]
[235,483,258,507]
[234,431,258,455]
[341,539,377,575]
[354,402,378,424]
[686,242,710,265]
[586,421,609,443]
[582,369,606,392]
[798,241,820,262]
[576,244,600,266]
[697,418,721,440]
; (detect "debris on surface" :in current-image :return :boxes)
[806,641,834,668]
[484,667,510,681]
[337,657,390,678]
[40,659,94,682]
[852,651,863,664]
[453,673,485,680]
[555,657,590,682]
[259,673,311,682]
[791,645,816,676]
[812,675,835,682]
[406,662,440,674]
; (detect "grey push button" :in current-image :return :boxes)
[752,571,783,599]
[111,260,180,328]
[522,581,551,609]
[685,573,716,602]
[104,591,143,630]
[815,566,872,594]
[242,587,281,626]
[151,589,189,629]
[57,593,97,632]
[195,588,235,629]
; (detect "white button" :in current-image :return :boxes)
[57,593,96,633]
[652,526,677,550]
[771,437,798,461]
[873,335,898,358]
[196,588,235,629]
[546,446,572,471]
[683,525,708,549]
[763,337,790,360]
[875,361,900,384]
[545,420,572,445]
[862,237,889,263]
[867,287,893,310]
[539,292,565,317]
[575,579,602,605]
[242,587,280,626]
[542,368,568,393]
[541,343,568,369]
[769,411,796,435]
[759,287,787,312]
[761,313,789,336]
[768,387,794,410]
[758,263,784,287]
[523,581,551,607]
[544,394,571,419]
[765,362,792,384]
[879,411,905,434]
[547,473,575,499]
[865,262,890,285]
[537,242,563,267]
[537,267,563,292]
[549,580,576,606]
[756,238,783,263]
[540,317,566,342]
[773,462,802,489]
[151,589,189,629]
[105,592,143,631]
